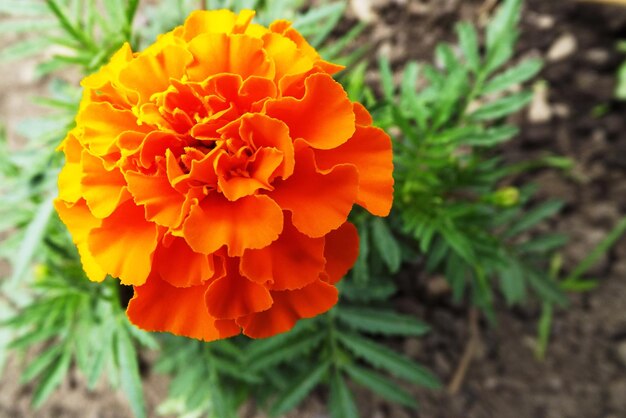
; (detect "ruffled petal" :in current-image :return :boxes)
[241,215,325,290]
[322,222,359,284]
[264,73,355,150]
[183,194,283,256]
[154,235,215,287]
[270,145,358,237]
[187,33,274,82]
[76,101,149,156]
[125,169,187,228]
[81,151,131,219]
[127,275,240,341]
[54,199,106,282]
[88,200,159,286]
[205,258,273,319]
[237,279,338,338]
[315,125,394,216]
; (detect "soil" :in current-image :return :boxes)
[1,0,626,417]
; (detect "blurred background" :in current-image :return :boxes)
[1,0,626,417]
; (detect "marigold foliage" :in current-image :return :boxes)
[54,9,394,341]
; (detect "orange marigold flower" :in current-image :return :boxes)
[54,9,394,340]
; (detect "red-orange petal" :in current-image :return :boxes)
[270,145,358,238]
[154,235,215,287]
[88,200,159,286]
[127,275,240,341]
[322,222,359,284]
[205,258,273,319]
[237,279,338,338]
[125,169,187,228]
[183,194,283,256]
[264,73,355,150]
[241,215,325,290]
[315,125,394,216]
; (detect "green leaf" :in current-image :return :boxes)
[517,233,568,253]
[9,196,54,285]
[526,271,568,306]
[115,325,146,418]
[0,19,57,33]
[336,307,430,337]
[21,345,64,384]
[482,59,543,94]
[370,218,402,273]
[566,216,626,281]
[338,333,441,389]
[329,372,359,418]
[32,349,71,407]
[498,262,526,305]
[379,56,395,102]
[464,125,519,146]
[343,364,417,409]
[486,0,521,50]
[269,360,330,417]
[469,91,533,121]
[0,38,51,62]
[247,331,324,373]
[503,201,564,239]
[9,324,64,350]
[456,22,480,72]
[535,302,553,360]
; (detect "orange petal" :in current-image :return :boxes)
[237,279,338,338]
[270,146,358,237]
[81,151,131,219]
[183,194,283,257]
[181,10,238,40]
[118,44,193,104]
[268,20,344,75]
[205,258,273,319]
[353,102,373,125]
[262,32,314,82]
[322,222,359,284]
[315,125,394,216]
[88,200,159,286]
[125,169,187,228]
[154,236,214,287]
[127,275,240,341]
[241,215,325,290]
[54,199,106,282]
[76,101,148,156]
[238,113,294,179]
[264,73,354,150]
[187,33,274,82]
[217,147,282,201]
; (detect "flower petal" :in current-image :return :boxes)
[81,151,131,219]
[54,199,106,282]
[125,169,187,228]
[270,145,358,237]
[205,258,273,319]
[183,194,283,256]
[127,275,240,341]
[315,125,394,216]
[264,73,355,150]
[237,279,338,338]
[322,222,359,284]
[88,200,159,286]
[76,101,149,156]
[187,33,274,82]
[241,215,325,290]
[154,235,215,287]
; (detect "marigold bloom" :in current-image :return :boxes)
[55,9,393,340]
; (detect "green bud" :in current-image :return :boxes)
[492,187,519,207]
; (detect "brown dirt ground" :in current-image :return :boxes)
[1,0,626,417]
